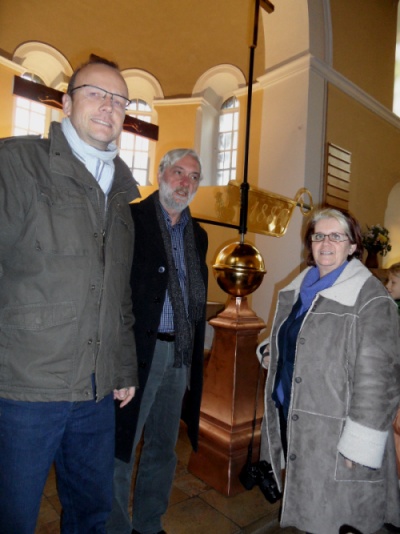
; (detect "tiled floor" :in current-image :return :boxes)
[35,424,290,534]
[35,426,393,534]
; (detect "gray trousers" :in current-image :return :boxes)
[107,340,188,534]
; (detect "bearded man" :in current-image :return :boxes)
[108,149,208,534]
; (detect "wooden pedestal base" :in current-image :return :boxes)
[188,296,266,496]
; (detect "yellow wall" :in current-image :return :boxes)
[0,63,19,137]
[330,0,397,108]
[154,104,198,167]
[326,85,400,226]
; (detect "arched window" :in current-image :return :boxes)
[11,42,72,137]
[192,65,245,185]
[217,96,239,185]
[121,69,163,185]
[13,73,47,136]
[119,99,152,185]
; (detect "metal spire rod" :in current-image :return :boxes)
[239,0,274,243]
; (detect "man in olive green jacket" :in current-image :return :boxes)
[0,56,139,533]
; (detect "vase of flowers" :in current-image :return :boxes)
[362,224,391,268]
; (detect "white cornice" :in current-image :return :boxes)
[154,96,205,107]
[234,82,262,98]
[256,51,400,130]
[310,55,400,129]
[0,55,24,73]
[153,85,264,110]
[257,52,312,88]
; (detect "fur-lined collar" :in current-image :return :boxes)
[281,259,372,307]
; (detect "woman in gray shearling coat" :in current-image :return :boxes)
[259,208,400,534]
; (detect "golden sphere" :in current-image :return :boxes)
[213,242,266,297]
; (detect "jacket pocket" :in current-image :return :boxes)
[35,184,90,256]
[0,302,78,389]
[335,452,384,482]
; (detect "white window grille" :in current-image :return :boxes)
[119,99,151,186]
[13,74,47,137]
[216,96,239,186]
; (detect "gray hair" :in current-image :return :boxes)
[158,149,202,180]
[311,208,352,236]
[304,207,364,265]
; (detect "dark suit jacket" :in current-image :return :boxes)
[115,191,208,462]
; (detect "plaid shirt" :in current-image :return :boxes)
[158,205,189,333]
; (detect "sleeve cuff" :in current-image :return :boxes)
[337,416,388,469]
[256,338,270,368]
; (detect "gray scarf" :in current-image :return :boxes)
[154,193,206,368]
[61,117,118,198]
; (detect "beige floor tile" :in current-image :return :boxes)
[173,471,210,497]
[47,494,62,515]
[168,484,192,506]
[43,465,58,497]
[174,458,190,478]
[163,496,241,534]
[37,497,59,523]
[200,486,280,528]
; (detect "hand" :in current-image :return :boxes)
[113,387,136,408]
[345,458,353,469]
[262,352,270,369]
[257,341,270,369]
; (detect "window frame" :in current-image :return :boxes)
[216,96,239,186]
[119,99,153,186]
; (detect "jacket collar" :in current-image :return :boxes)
[48,122,140,204]
[282,259,372,307]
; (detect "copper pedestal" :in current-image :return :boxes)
[188,296,265,496]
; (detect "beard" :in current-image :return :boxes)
[159,179,196,213]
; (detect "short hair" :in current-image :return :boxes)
[388,262,400,277]
[67,54,122,96]
[158,149,203,181]
[304,208,364,266]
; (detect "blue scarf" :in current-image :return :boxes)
[298,261,348,316]
[274,261,349,414]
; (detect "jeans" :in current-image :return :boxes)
[107,340,188,534]
[0,391,115,534]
